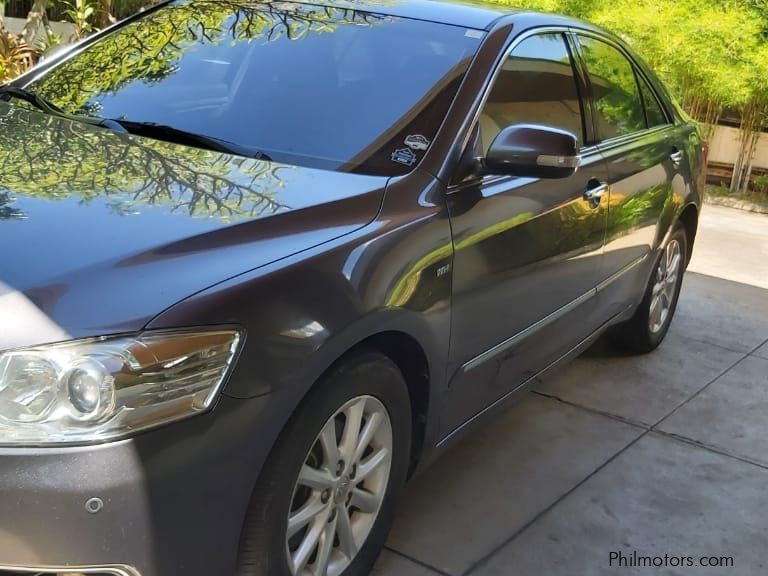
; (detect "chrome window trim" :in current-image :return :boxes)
[595,124,676,154]
[568,29,676,133]
[456,26,579,157]
[452,23,673,188]
[0,564,140,576]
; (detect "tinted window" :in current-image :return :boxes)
[479,33,583,154]
[578,36,645,140]
[638,76,668,128]
[25,0,481,176]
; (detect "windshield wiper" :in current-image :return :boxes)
[0,86,106,127]
[0,86,65,115]
[0,89,271,161]
[102,119,272,160]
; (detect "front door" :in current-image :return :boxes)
[441,32,610,436]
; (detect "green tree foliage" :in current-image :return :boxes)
[490,0,768,192]
[494,0,768,114]
[0,103,292,220]
[27,1,385,115]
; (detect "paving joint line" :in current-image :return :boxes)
[650,341,760,431]
[460,430,649,576]
[648,429,768,472]
[382,546,453,576]
[669,331,751,355]
[748,335,768,359]
[404,337,768,576]
[530,390,649,430]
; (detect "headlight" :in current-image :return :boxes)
[0,328,241,445]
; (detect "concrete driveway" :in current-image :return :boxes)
[375,205,768,576]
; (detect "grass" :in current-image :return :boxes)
[705,183,768,213]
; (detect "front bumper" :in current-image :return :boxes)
[0,394,280,576]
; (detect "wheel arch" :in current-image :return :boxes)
[345,331,431,475]
[292,324,436,477]
[264,309,447,475]
[677,202,699,265]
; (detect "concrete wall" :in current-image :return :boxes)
[708,124,768,169]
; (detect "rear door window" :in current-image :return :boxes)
[638,76,668,128]
[577,35,646,141]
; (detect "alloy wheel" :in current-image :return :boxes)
[649,239,682,334]
[286,395,393,576]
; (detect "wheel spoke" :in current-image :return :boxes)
[287,395,393,576]
[288,495,328,539]
[298,464,335,490]
[355,447,390,483]
[318,420,340,467]
[335,504,357,559]
[312,515,337,576]
[650,293,664,330]
[668,252,681,276]
[353,411,382,465]
[666,270,678,288]
[665,276,677,300]
[291,506,331,574]
[649,293,662,322]
[339,398,365,464]
[350,487,381,513]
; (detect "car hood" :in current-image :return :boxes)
[0,103,388,349]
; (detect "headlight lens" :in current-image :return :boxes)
[0,329,241,445]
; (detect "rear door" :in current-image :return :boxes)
[441,31,611,436]
[572,32,683,318]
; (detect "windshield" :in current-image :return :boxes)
[23,0,482,176]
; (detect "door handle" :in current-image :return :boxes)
[670,149,684,166]
[584,181,608,207]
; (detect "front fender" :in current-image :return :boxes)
[146,170,453,411]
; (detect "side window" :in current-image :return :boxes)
[638,75,668,128]
[479,33,584,154]
[577,36,645,140]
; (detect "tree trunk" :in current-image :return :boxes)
[730,101,762,194]
[95,0,113,28]
[22,0,48,46]
[738,103,766,194]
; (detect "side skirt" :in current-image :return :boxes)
[414,305,632,471]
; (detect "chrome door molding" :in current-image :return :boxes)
[460,253,648,373]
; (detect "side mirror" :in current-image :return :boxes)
[483,124,581,179]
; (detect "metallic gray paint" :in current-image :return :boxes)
[0,1,703,574]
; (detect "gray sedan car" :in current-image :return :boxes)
[0,0,703,575]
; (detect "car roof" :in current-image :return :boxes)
[279,0,519,30]
[277,0,601,31]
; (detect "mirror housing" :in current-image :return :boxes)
[483,124,580,179]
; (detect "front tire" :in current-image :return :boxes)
[237,351,411,576]
[612,225,688,353]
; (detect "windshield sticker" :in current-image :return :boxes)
[391,148,417,166]
[465,29,484,39]
[404,134,430,151]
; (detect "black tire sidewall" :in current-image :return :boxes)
[237,351,412,576]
